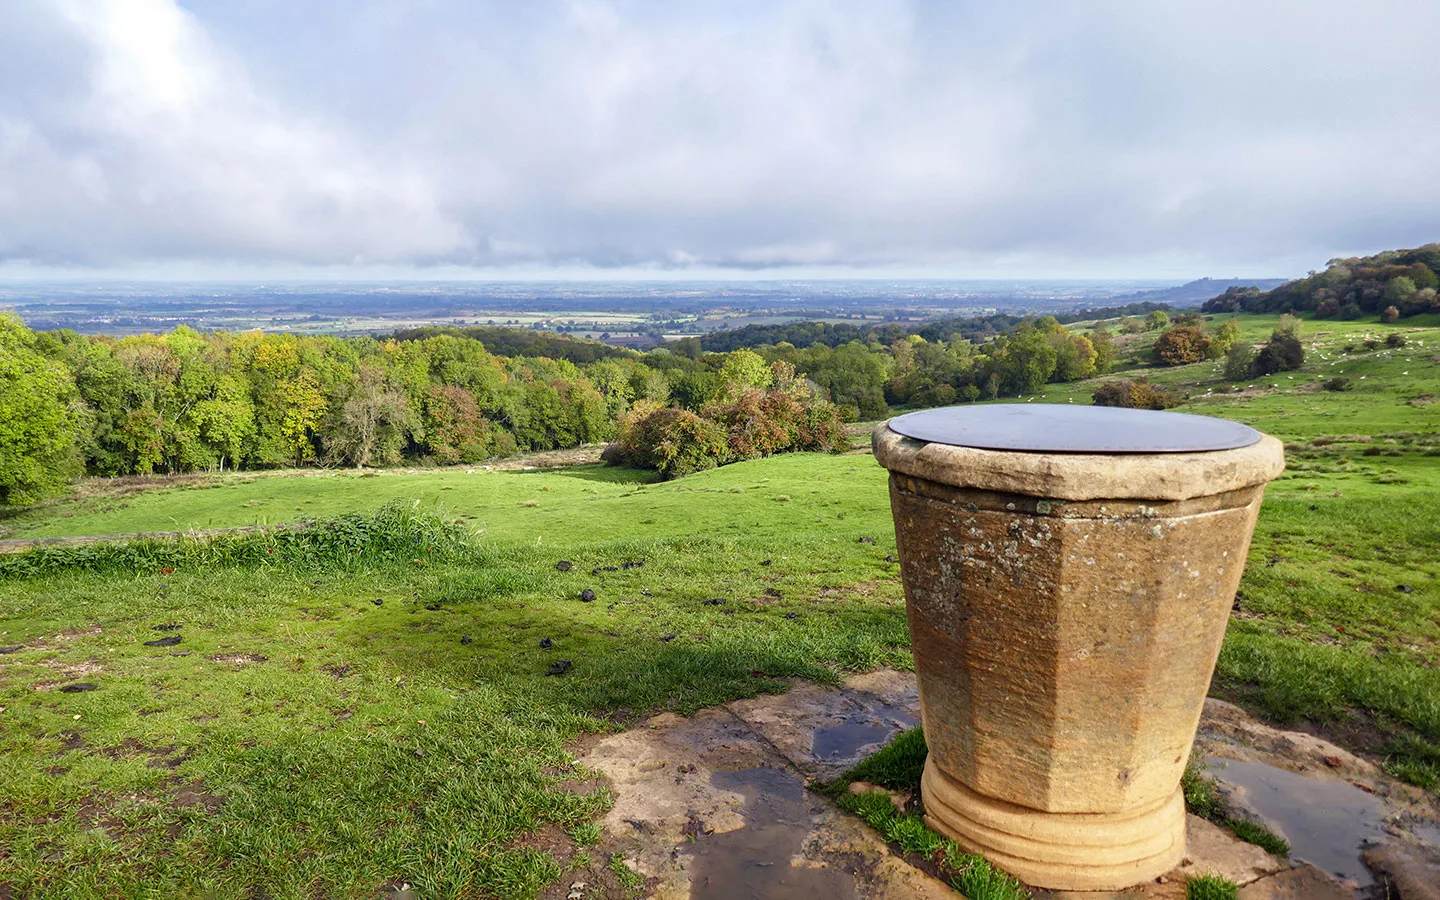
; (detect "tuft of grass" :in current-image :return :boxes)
[835,790,1030,900]
[1181,763,1221,820]
[835,726,928,791]
[568,822,602,847]
[1182,764,1290,857]
[1186,873,1240,900]
[608,854,644,893]
[0,501,471,580]
[1384,734,1440,790]
[1225,819,1290,857]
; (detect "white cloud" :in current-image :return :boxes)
[0,0,465,266]
[2,0,1439,275]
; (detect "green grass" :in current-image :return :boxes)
[1186,873,1240,900]
[834,791,1030,900]
[2,311,1438,896]
[828,729,1031,899]
[0,500,911,898]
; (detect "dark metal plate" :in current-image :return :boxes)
[886,404,1261,454]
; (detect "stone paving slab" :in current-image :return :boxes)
[578,672,1438,898]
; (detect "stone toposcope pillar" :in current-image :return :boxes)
[873,405,1284,891]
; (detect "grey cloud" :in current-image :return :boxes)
[2,0,1438,274]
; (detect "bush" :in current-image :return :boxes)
[1249,333,1304,377]
[1323,377,1353,392]
[606,387,848,479]
[1381,305,1400,324]
[1092,379,1181,410]
[1153,325,1211,366]
[610,406,731,478]
[1386,332,1407,348]
[1223,344,1255,381]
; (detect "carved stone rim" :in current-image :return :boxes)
[873,423,1285,502]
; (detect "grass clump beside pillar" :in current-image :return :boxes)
[1181,765,1291,857]
[1186,873,1240,900]
[828,728,1031,900]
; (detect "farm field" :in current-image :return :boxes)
[1,313,1438,898]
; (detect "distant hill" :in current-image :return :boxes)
[1117,277,1288,307]
[1203,244,1440,320]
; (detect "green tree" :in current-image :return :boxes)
[0,314,86,504]
[1087,329,1117,373]
[716,349,774,397]
[1384,276,1418,305]
[1145,310,1170,331]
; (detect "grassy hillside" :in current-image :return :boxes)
[1,312,1437,898]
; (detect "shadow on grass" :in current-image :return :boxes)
[505,463,661,485]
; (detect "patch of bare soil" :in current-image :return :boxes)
[209,653,268,665]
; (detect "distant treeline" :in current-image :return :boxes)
[0,303,1182,504]
[1204,243,1440,321]
[388,325,636,363]
[696,301,1175,352]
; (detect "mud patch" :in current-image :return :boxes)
[211,653,268,665]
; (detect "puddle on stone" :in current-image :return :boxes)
[812,721,895,761]
[689,767,858,900]
[1206,756,1387,886]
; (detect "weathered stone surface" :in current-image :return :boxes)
[1175,815,1286,885]
[875,419,1284,890]
[578,689,954,900]
[727,669,920,778]
[1362,843,1440,900]
[1236,864,1353,899]
[873,425,1286,502]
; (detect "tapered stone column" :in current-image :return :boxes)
[873,405,1285,891]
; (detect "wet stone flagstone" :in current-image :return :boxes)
[578,673,1440,899]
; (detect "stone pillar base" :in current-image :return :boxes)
[920,759,1185,891]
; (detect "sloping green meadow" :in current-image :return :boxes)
[1,316,1438,897]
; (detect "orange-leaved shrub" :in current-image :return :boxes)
[1091,378,1181,410]
[606,366,848,478]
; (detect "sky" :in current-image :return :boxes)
[1,0,1437,281]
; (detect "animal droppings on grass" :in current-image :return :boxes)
[659,634,676,642]
[424,602,442,611]
[546,660,573,676]
[760,559,772,565]
[703,598,726,606]
[885,554,897,563]
[59,683,98,693]
[539,638,553,649]
[460,635,472,645]
[151,623,182,631]
[144,635,182,647]
[1396,585,1413,593]
[785,613,798,620]
[372,598,383,605]
[555,560,573,571]
[859,537,875,544]
[579,589,596,602]
[0,645,22,654]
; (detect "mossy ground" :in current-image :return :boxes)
[1,312,1437,897]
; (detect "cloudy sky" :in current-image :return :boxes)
[1,0,1437,280]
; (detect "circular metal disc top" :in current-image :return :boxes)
[887,404,1261,454]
